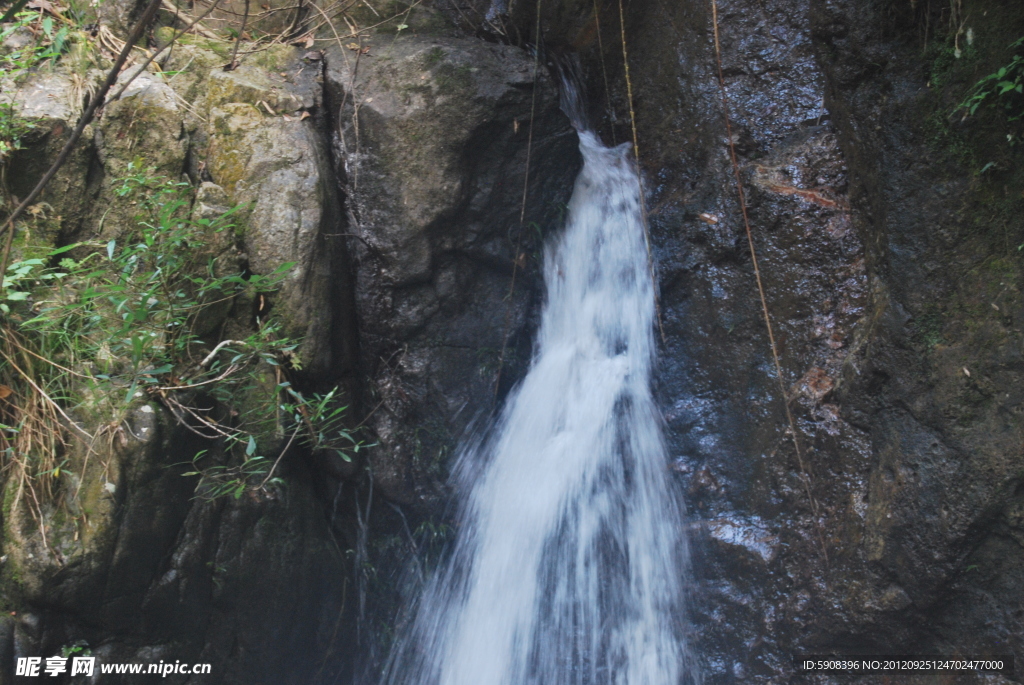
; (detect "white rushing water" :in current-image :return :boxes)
[384,128,692,685]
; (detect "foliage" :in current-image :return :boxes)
[959,37,1024,124]
[9,169,289,397]
[0,102,35,163]
[0,10,79,161]
[0,166,365,517]
[185,385,372,500]
[1,10,73,78]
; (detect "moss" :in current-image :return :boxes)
[926,41,979,92]
[154,25,177,48]
[923,109,978,172]
[175,34,234,60]
[207,104,263,194]
[0,563,26,613]
[422,46,445,69]
[912,304,946,350]
[7,204,60,263]
[410,417,453,482]
[251,44,297,71]
[433,62,474,96]
[0,483,27,611]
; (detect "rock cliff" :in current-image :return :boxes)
[0,0,1021,682]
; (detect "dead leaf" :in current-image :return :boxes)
[796,367,834,401]
[292,32,315,48]
[698,212,719,224]
[260,100,276,116]
[298,110,310,120]
[963,367,971,377]
[0,385,13,399]
[26,0,55,13]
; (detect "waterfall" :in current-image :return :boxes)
[383,115,694,685]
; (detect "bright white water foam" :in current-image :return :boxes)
[384,129,692,685]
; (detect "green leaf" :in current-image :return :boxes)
[107,240,116,260]
[246,436,257,456]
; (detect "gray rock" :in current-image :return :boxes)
[324,35,580,506]
[97,72,187,186]
[1,68,105,247]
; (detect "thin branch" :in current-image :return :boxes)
[0,0,164,286]
[151,363,240,390]
[226,0,249,70]
[200,339,247,367]
[258,423,300,487]
[161,0,220,39]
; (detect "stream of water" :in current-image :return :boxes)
[383,119,693,685]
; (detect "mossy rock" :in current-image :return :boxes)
[204,63,308,115]
[207,103,265,194]
[98,75,187,181]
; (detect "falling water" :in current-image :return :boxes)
[383,88,693,685]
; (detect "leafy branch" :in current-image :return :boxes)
[959,37,1024,123]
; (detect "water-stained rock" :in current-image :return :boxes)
[324,35,579,507]
[501,0,1019,679]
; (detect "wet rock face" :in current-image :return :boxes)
[809,0,1024,667]
[324,36,580,508]
[508,0,1022,680]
